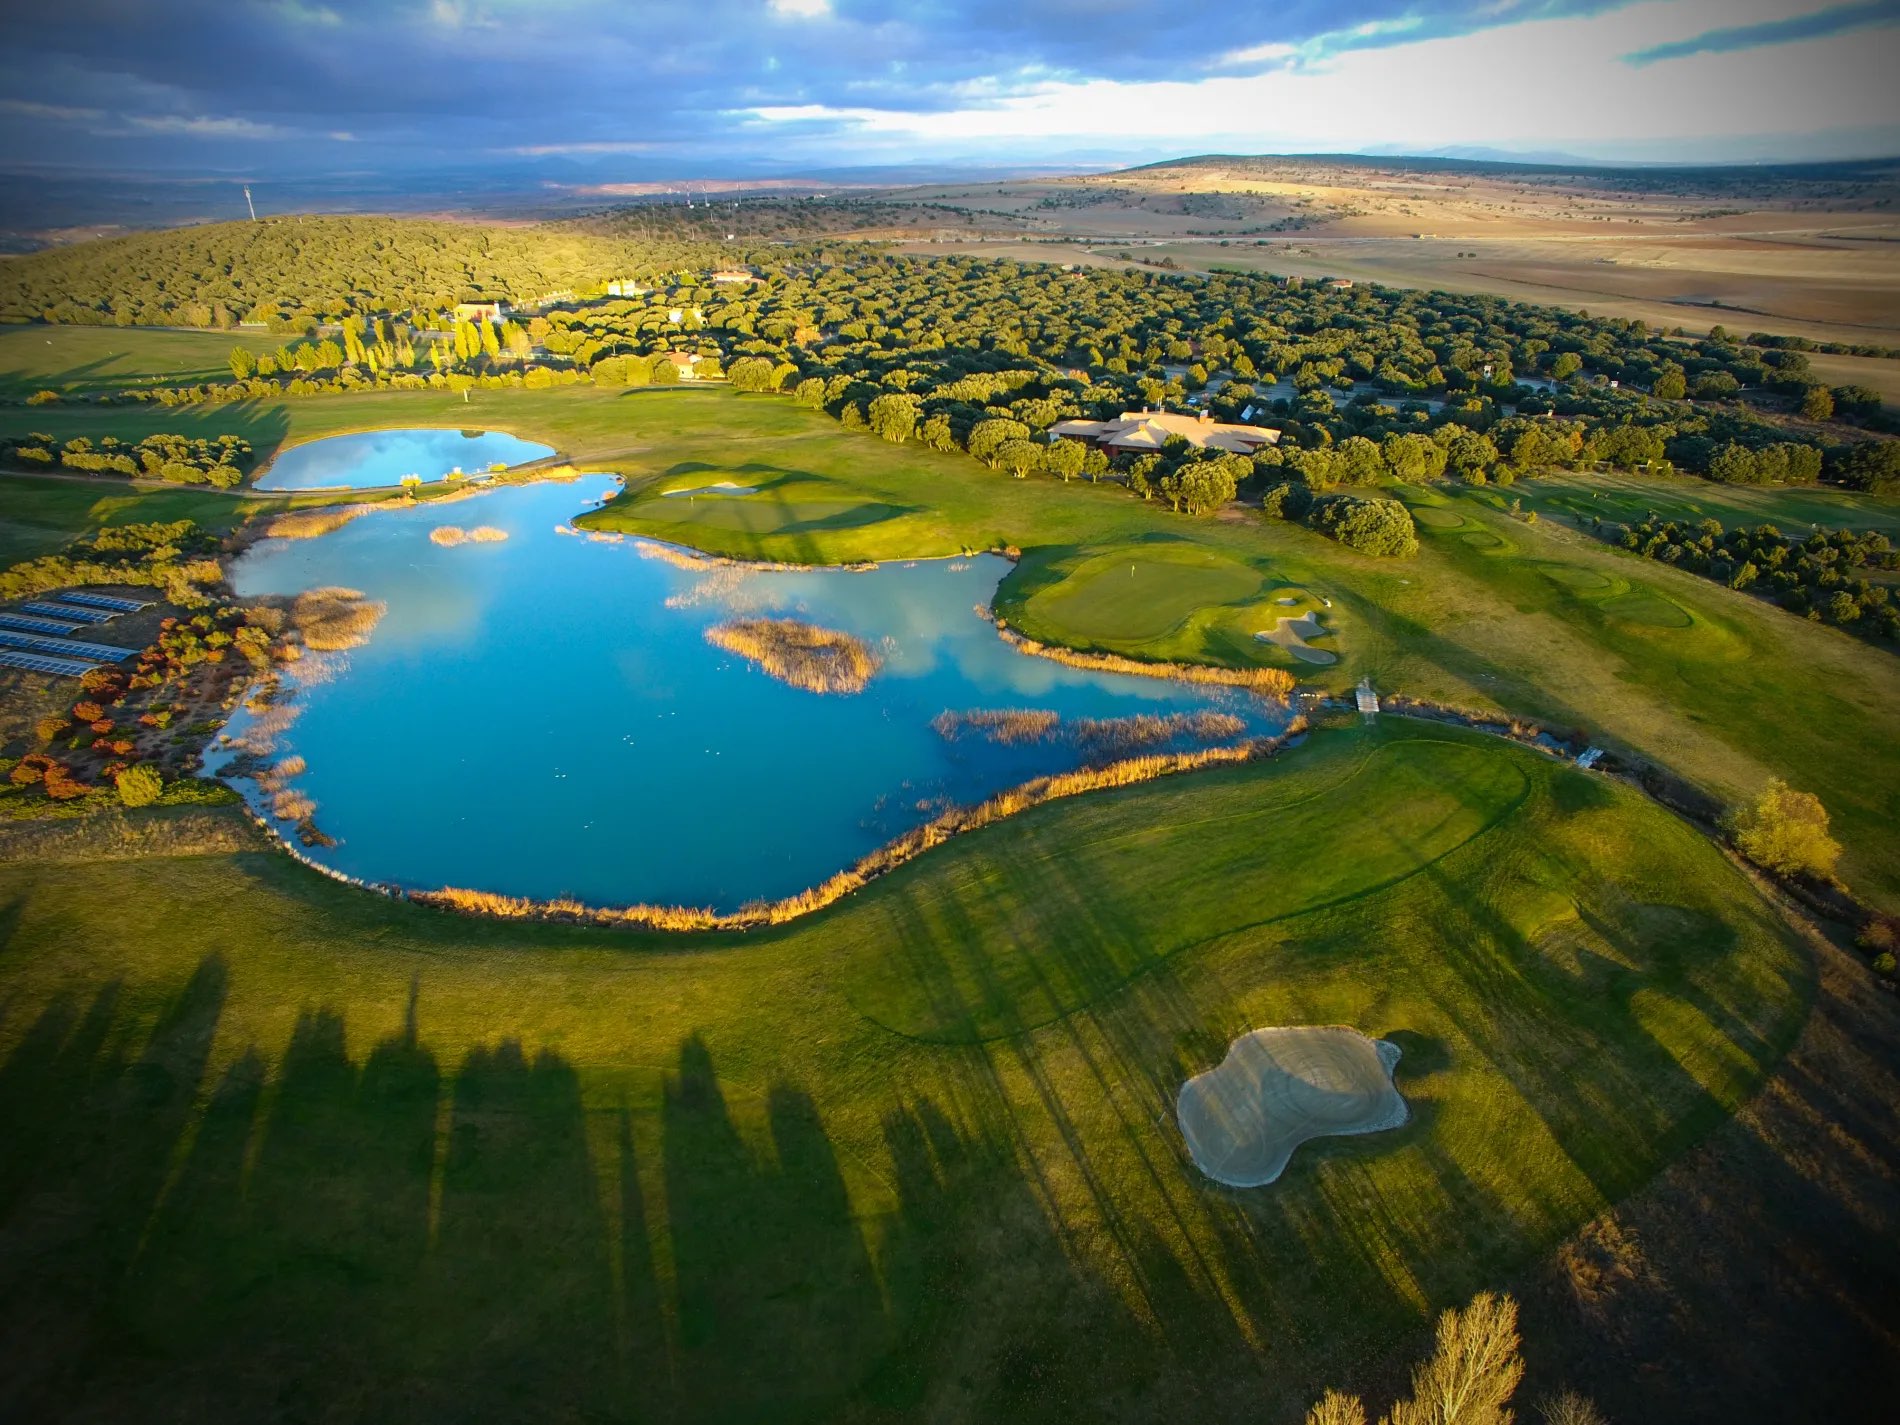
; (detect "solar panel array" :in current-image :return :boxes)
[59,592,150,613]
[24,601,113,624]
[0,629,134,662]
[0,612,85,635]
[0,649,97,677]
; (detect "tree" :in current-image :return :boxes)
[1305,1391,1368,1425]
[1550,351,1582,380]
[1311,494,1419,557]
[1043,438,1086,482]
[726,356,778,392]
[968,418,1030,467]
[1383,432,1446,483]
[1160,458,1238,514]
[228,346,257,380]
[114,764,163,808]
[1727,778,1841,880]
[1798,385,1835,422]
[1535,1391,1606,1425]
[866,393,920,444]
[1385,1291,1523,1425]
[995,438,1041,478]
[1651,366,1686,400]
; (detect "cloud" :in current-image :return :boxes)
[1623,0,1900,64]
[0,0,1892,175]
[0,99,105,122]
[126,114,295,139]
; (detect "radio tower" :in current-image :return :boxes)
[244,186,257,222]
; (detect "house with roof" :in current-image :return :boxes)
[1048,409,1281,458]
[660,351,704,379]
[453,300,510,325]
[710,268,760,285]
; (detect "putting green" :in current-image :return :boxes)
[1032,552,1263,643]
[1540,564,1617,595]
[1410,506,1466,529]
[1603,589,1694,629]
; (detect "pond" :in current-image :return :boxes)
[253,427,554,491]
[217,474,1289,912]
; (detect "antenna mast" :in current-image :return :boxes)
[244,185,257,222]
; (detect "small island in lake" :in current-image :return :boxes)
[705,616,881,694]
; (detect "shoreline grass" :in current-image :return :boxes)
[413,724,1304,932]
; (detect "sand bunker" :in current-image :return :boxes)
[1177,1026,1407,1187]
[1255,613,1337,665]
[665,481,759,497]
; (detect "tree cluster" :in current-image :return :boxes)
[1618,516,1898,639]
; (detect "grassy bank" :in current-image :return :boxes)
[0,720,1809,1421]
[4,381,1895,904]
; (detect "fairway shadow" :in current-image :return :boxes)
[3,962,1221,1421]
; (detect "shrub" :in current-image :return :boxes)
[1310,494,1419,557]
[1726,778,1841,880]
[114,764,164,807]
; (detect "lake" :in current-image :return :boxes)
[219,472,1288,911]
[254,427,554,491]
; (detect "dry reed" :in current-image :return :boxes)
[292,587,387,652]
[706,617,881,694]
[932,708,1062,744]
[265,505,370,540]
[429,526,468,546]
[469,526,508,543]
[411,717,1306,934]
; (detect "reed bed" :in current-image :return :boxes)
[412,718,1304,933]
[995,624,1296,696]
[931,708,1062,744]
[265,506,370,540]
[705,617,881,694]
[292,587,387,652]
[1073,710,1249,752]
[429,524,509,546]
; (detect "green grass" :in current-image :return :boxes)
[0,721,1809,1421]
[1518,467,1900,535]
[4,382,1894,905]
[0,473,259,563]
[0,324,281,400]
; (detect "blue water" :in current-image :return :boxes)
[221,473,1286,910]
[254,427,554,491]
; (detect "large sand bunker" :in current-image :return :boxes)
[1255,613,1337,666]
[1177,1026,1407,1187]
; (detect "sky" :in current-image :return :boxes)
[0,0,1896,191]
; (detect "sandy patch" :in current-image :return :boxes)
[1255,613,1337,665]
[1178,1026,1408,1188]
[665,482,760,497]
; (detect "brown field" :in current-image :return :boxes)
[882,156,1900,346]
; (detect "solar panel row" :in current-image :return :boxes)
[0,613,85,635]
[0,649,95,677]
[24,602,113,624]
[58,592,149,613]
[0,630,131,662]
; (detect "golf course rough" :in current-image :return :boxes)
[1177,1026,1408,1188]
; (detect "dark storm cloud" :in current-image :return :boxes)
[0,0,1637,171]
[1623,0,1900,64]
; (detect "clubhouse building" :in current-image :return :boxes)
[1049,409,1282,458]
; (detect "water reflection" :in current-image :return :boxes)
[222,475,1287,910]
